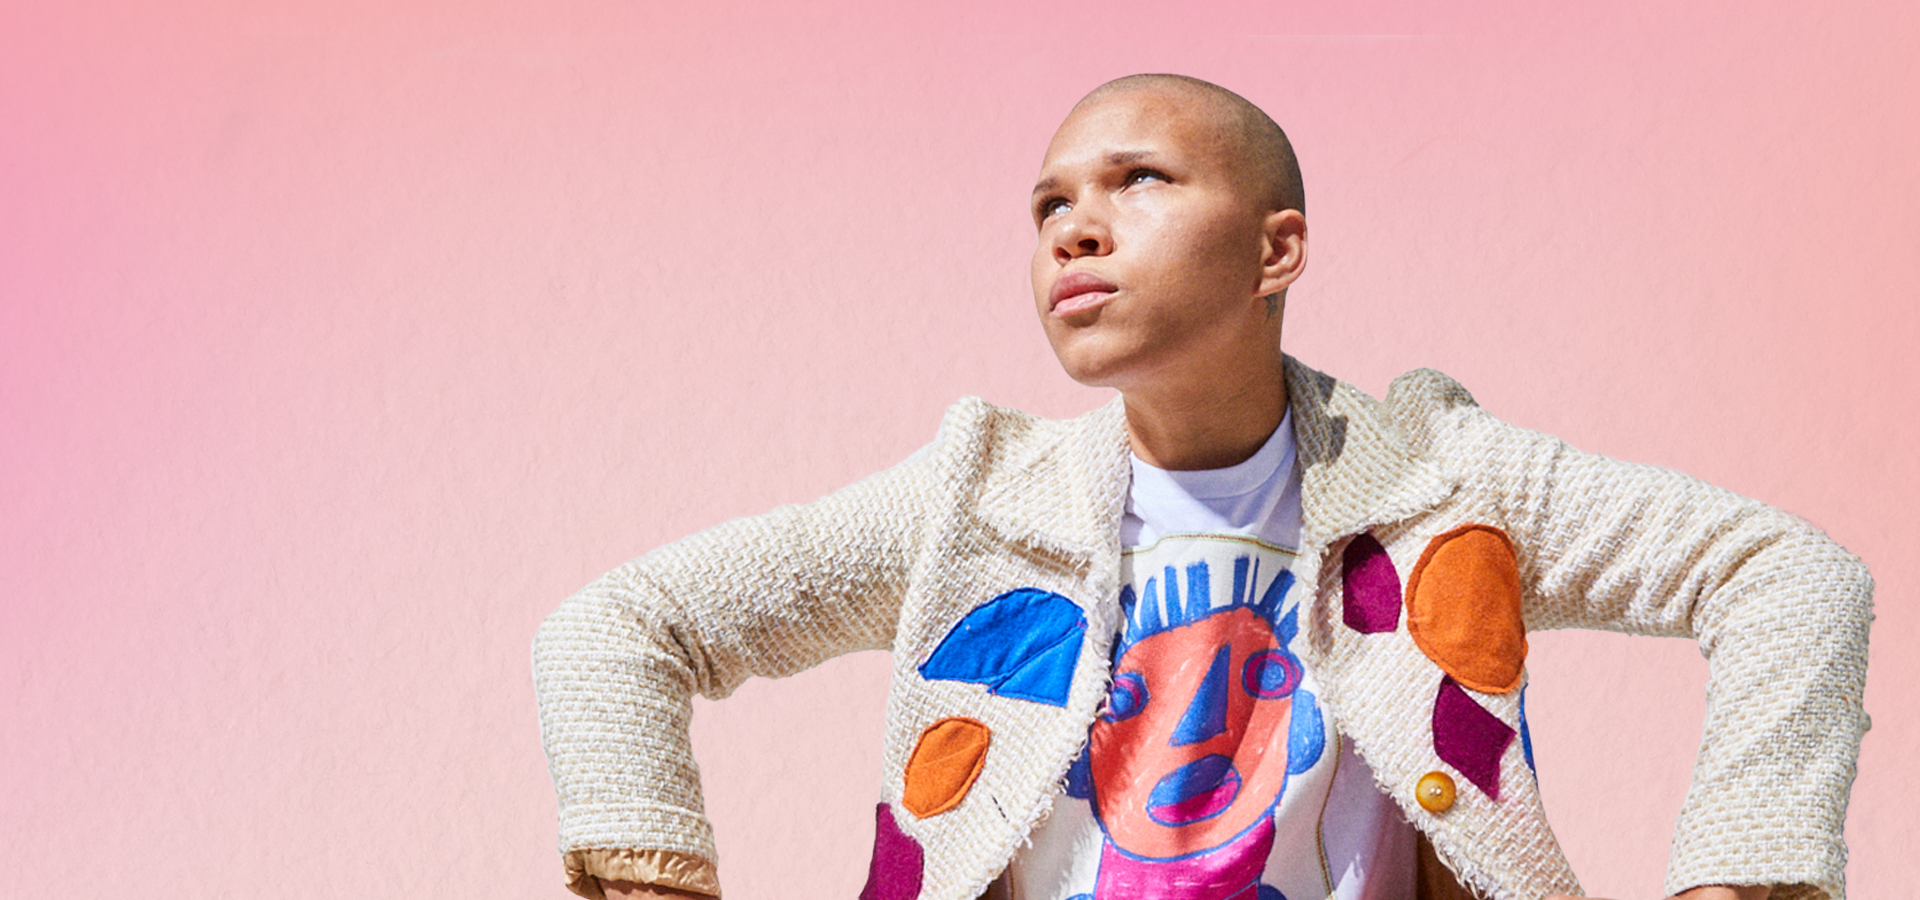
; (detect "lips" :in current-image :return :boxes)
[1049,270,1118,316]
[1145,754,1242,826]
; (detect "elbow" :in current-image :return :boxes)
[1692,522,1874,657]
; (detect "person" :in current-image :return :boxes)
[533,74,1872,900]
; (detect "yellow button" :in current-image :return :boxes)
[1416,771,1456,813]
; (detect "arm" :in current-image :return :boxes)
[533,431,953,898]
[1430,391,1872,900]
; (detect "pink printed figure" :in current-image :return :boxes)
[1084,559,1323,900]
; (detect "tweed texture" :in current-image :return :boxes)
[533,357,1871,900]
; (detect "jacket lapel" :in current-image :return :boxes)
[971,356,1456,569]
[972,397,1131,570]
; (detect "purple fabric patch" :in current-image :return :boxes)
[1432,676,1515,800]
[1341,533,1402,633]
[859,802,924,900]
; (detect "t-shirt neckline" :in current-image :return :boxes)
[1129,407,1296,501]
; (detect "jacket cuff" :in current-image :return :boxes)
[1666,800,1846,900]
[563,848,721,898]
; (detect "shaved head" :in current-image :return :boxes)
[1076,74,1304,216]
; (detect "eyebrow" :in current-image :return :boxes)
[1031,150,1161,197]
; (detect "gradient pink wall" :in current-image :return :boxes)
[3,2,1915,897]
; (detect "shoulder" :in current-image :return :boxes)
[1287,357,1508,468]
[1373,367,1551,475]
[1381,366,1488,443]
[1383,366,1481,414]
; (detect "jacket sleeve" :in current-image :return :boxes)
[1397,370,1873,898]
[1430,386,1873,900]
[531,427,954,899]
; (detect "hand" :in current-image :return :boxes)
[1548,886,1769,900]
[598,878,712,899]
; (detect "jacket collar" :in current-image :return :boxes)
[1282,356,1455,545]
[974,356,1455,563]
[972,398,1132,569]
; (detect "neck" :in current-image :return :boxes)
[1121,353,1289,471]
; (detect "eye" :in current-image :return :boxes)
[1037,196,1071,221]
[1102,672,1148,722]
[1242,649,1300,700]
[1125,168,1168,186]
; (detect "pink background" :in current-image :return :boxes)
[4,2,1915,897]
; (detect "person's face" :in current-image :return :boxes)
[1030,89,1278,391]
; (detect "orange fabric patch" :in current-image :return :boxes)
[902,717,992,818]
[1404,524,1527,693]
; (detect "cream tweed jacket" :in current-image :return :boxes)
[533,358,1872,900]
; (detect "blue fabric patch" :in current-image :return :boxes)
[919,587,1086,707]
[1170,644,1231,746]
[1258,886,1288,900]
[1286,687,1325,775]
[996,636,1083,705]
[1519,685,1536,772]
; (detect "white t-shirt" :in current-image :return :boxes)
[1007,410,1416,900]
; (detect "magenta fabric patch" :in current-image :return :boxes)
[858,802,924,900]
[1341,533,1402,633]
[1432,676,1515,800]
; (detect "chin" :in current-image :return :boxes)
[1043,322,1159,390]
[1049,346,1134,390]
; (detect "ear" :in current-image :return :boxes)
[1255,208,1308,301]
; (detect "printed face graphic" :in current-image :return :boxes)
[1089,605,1302,860]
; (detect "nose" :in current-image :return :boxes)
[1170,645,1231,747]
[1051,204,1112,263]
